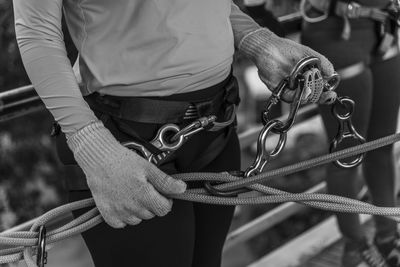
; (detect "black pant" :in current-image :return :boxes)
[302,17,400,241]
[63,78,241,267]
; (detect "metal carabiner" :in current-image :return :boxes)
[244,120,287,177]
[170,115,216,142]
[263,57,326,133]
[330,97,366,168]
[261,78,289,125]
[36,225,47,267]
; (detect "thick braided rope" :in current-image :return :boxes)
[175,132,400,192]
[1,132,400,266]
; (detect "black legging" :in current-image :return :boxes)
[65,83,241,267]
[302,17,400,241]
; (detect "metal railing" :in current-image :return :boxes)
[0,85,41,122]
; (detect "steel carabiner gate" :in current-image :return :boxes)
[262,57,340,133]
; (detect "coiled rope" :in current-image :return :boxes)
[1,131,400,266]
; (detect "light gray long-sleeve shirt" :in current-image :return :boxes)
[13,0,259,135]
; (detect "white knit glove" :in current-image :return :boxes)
[239,28,336,104]
[67,121,187,228]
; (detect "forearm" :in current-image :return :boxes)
[13,0,97,137]
[230,2,266,48]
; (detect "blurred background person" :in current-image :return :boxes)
[301,0,400,266]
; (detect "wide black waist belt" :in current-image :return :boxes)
[84,74,240,125]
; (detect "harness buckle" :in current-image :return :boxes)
[36,225,47,267]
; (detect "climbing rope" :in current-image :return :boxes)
[2,57,400,266]
[2,130,400,266]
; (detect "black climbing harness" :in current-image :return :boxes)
[171,57,363,197]
[125,57,365,197]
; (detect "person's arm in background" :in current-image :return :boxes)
[13,0,186,228]
[230,1,335,103]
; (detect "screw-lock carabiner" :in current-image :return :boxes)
[262,57,340,133]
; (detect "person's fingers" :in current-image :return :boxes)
[318,90,337,105]
[123,215,142,226]
[140,183,173,216]
[123,205,155,220]
[258,63,286,90]
[93,198,127,228]
[102,212,127,229]
[148,172,187,195]
[318,55,335,77]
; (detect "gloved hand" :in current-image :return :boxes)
[67,121,187,228]
[239,28,336,104]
